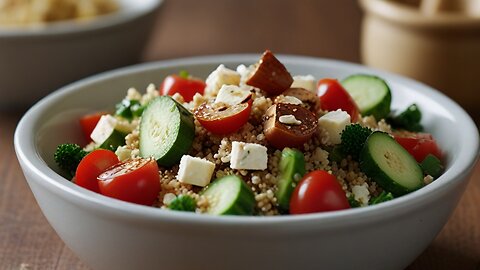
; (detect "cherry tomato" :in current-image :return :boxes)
[317,78,359,122]
[160,74,206,102]
[394,132,443,163]
[194,98,253,135]
[97,158,161,206]
[79,112,106,142]
[290,170,350,214]
[75,149,119,193]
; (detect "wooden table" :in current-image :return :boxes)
[1,1,479,269]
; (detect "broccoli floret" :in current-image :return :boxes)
[54,143,88,179]
[168,195,196,212]
[340,124,373,160]
[369,191,394,205]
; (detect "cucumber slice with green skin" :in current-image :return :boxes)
[99,129,127,151]
[276,148,306,210]
[360,131,424,196]
[342,74,392,120]
[420,154,444,179]
[202,175,255,215]
[139,96,195,167]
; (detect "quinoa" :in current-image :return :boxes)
[80,60,439,216]
[111,80,387,216]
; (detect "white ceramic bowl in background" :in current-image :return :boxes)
[14,55,479,270]
[0,0,163,110]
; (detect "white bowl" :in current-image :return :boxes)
[14,55,479,270]
[0,0,163,110]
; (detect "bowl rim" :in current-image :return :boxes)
[0,0,163,37]
[14,54,480,226]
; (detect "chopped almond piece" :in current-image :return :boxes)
[246,50,293,95]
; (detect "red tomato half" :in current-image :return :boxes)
[79,112,106,142]
[290,170,350,214]
[75,149,119,193]
[160,74,206,102]
[97,158,161,206]
[317,78,359,122]
[194,99,253,135]
[394,133,443,163]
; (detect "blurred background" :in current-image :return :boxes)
[1,0,479,269]
[143,0,362,62]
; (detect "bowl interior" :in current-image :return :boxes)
[19,54,479,220]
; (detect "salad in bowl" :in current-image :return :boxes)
[53,50,445,216]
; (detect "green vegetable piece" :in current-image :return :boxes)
[98,129,127,152]
[342,74,392,120]
[328,145,345,163]
[139,96,195,167]
[53,143,88,179]
[360,131,424,196]
[389,104,423,132]
[370,191,394,205]
[115,99,144,120]
[276,148,306,211]
[340,124,373,160]
[348,195,361,208]
[202,175,255,215]
[420,154,444,179]
[179,70,190,79]
[168,195,197,212]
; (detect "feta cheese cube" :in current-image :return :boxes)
[177,155,216,187]
[90,114,117,145]
[352,183,370,206]
[230,141,268,170]
[318,109,351,145]
[291,75,316,92]
[214,85,251,106]
[205,64,241,96]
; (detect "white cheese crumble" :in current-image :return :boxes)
[177,155,216,187]
[352,183,370,206]
[318,109,351,145]
[279,114,302,125]
[276,95,303,105]
[214,85,251,106]
[205,64,241,96]
[230,141,268,170]
[291,75,316,92]
[90,114,117,145]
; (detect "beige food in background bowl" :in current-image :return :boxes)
[0,0,163,110]
[0,0,118,26]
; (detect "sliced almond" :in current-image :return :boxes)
[246,50,293,95]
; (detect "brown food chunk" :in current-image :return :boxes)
[246,50,293,95]
[263,103,318,149]
[281,87,321,113]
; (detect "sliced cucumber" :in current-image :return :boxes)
[139,96,195,167]
[202,175,255,215]
[342,74,391,120]
[276,148,306,210]
[420,154,444,179]
[360,131,423,195]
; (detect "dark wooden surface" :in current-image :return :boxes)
[1,1,479,269]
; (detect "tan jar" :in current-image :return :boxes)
[360,0,480,119]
